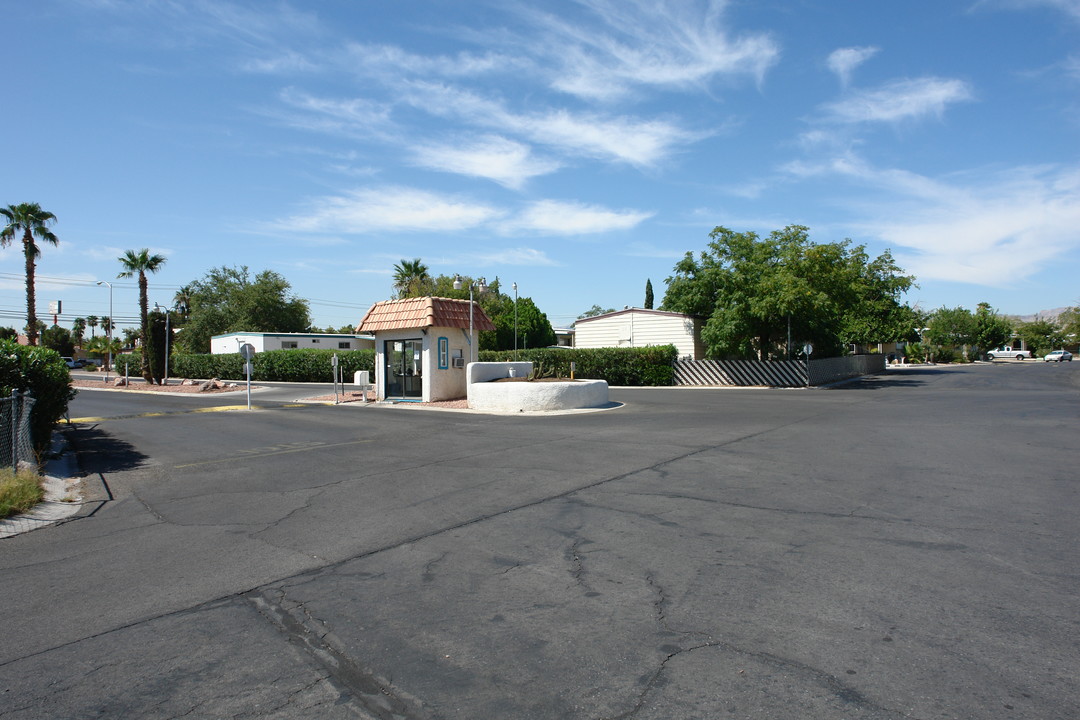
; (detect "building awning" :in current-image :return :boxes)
[356,296,496,333]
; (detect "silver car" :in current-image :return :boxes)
[1044,350,1073,362]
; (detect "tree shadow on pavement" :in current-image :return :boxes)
[63,424,149,475]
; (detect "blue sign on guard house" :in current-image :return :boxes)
[356,296,495,403]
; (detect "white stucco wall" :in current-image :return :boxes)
[372,326,474,402]
[466,361,609,412]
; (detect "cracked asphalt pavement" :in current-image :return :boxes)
[1,365,1078,719]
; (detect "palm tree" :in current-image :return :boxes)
[71,317,87,348]
[173,284,194,322]
[1,203,59,346]
[392,258,432,299]
[86,315,99,338]
[117,248,167,383]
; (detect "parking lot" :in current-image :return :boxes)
[1,362,1077,719]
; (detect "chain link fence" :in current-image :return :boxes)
[1,391,37,471]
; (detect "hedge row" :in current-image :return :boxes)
[143,345,676,386]
[169,349,377,383]
[478,345,678,386]
[0,340,77,456]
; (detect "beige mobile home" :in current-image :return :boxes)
[573,308,704,360]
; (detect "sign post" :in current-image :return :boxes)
[331,353,340,404]
[239,343,256,410]
[802,343,813,387]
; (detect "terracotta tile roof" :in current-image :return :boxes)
[356,297,496,333]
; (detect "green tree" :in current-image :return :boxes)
[663,225,915,360]
[1,203,59,346]
[118,248,167,383]
[1016,317,1064,357]
[1058,306,1080,344]
[175,266,311,353]
[40,325,75,357]
[86,315,99,339]
[971,303,1013,357]
[0,327,17,341]
[392,258,433,299]
[924,307,976,361]
[644,279,654,310]
[577,305,616,320]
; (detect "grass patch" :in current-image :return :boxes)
[0,467,44,519]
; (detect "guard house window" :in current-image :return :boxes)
[282,341,298,349]
[339,342,350,349]
[438,337,449,369]
[312,339,320,344]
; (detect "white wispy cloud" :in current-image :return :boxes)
[475,247,560,266]
[515,0,779,101]
[341,43,524,79]
[274,186,503,234]
[826,46,879,87]
[823,77,974,124]
[409,136,561,189]
[406,82,699,167]
[505,200,653,235]
[274,88,393,137]
[793,156,1080,285]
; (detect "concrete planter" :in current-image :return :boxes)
[466,362,610,412]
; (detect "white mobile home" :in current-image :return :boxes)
[210,332,375,355]
[573,308,704,360]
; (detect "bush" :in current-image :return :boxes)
[0,340,77,457]
[170,349,376,383]
[478,346,678,386]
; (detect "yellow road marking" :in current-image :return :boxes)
[174,438,372,469]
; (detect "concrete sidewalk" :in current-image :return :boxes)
[0,433,85,539]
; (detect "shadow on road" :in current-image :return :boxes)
[64,423,149,475]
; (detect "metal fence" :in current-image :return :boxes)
[674,355,886,388]
[1,391,37,470]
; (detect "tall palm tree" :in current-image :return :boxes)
[1,203,59,346]
[392,258,432,299]
[86,315,99,338]
[173,284,194,322]
[118,248,167,383]
[71,317,87,348]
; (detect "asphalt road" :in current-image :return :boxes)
[1,363,1077,719]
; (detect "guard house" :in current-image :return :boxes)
[356,296,495,402]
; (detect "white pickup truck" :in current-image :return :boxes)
[986,346,1032,360]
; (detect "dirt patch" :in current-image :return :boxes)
[71,378,248,394]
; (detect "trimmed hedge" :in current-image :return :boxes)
[478,346,678,386]
[0,340,77,457]
[170,349,376,383]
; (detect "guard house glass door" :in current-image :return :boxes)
[385,339,423,399]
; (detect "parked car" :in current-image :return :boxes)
[61,357,86,369]
[986,346,1032,360]
[1044,350,1073,362]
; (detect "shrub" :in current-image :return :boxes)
[0,340,77,457]
[478,346,678,386]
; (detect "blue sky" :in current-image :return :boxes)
[3,0,1079,335]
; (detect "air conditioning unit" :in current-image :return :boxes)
[452,357,465,368]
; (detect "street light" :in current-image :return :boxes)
[453,275,486,365]
[154,303,175,384]
[96,281,112,383]
[512,282,518,360]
